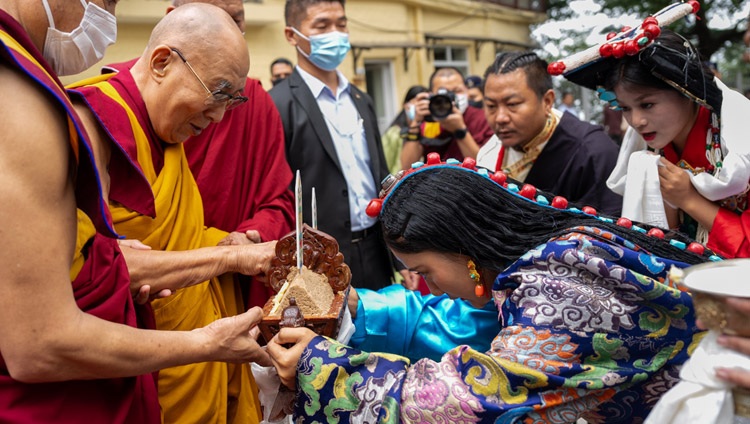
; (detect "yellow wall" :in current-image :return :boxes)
[61,0,544,113]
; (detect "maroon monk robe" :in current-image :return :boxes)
[0,12,160,423]
[184,79,294,308]
[0,233,161,424]
[103,60,295,309]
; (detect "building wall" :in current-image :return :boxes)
[61,0,544,122]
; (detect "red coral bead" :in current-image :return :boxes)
[612,43,625,58]
[551,196,568,209]
[606,32,617,40]
[687,242,705,255]
[426,152,441,165]
[643,17,658,26]
[616,217,633,229]
[365,198,383,218]
[624,40,640,55]
[547,61,566,76]
[490,171,507,186]
[475,283,486,297]
[647,228,665,239]
[461,157,477,170]
[519,184,537,200]
[582,206,597,216]
[599,43,613,58]
[643,23,661,39]
[689,0,700,14]
[621,26,632,33]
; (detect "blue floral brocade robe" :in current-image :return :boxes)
[293,227,703,423]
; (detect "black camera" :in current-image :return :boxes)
[427,89,456,121]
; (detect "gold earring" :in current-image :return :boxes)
[468,259,485,297]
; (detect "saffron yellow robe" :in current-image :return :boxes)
[69,71,261,424]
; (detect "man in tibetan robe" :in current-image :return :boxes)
[68,4,266,423]
[103,0,295,310]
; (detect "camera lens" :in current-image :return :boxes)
[428,94,454,120]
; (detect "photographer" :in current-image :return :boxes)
[400,67,494,169]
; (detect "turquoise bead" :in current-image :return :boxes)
[669,240,686,250]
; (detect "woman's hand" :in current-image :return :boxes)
[657,157,720,231]
[266,327,317,389]
[400,270,421,291]
[347,288,360,318]
[657,158,696,210]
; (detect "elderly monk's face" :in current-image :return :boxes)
[154,45,248,144]
[483,69,553,150]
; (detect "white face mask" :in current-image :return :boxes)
[41,0,117,76]
[455,93,469,114]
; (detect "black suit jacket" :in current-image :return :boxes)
[269,69,390,271]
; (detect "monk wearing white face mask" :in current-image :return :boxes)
[41,0,117,75]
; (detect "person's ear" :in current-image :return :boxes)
[284,27,297,47]
[542,89,555,114]
[149,46,172,83]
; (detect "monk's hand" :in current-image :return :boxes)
[657,157,696,210]
[266,327,317,390]
[400,269,421,291]
[218,231,253,246]
[201,307,272,366]
[245,230,262,243]
[133,285,172,305]
[234,241,277,276]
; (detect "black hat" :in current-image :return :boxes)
[549,1,720,112]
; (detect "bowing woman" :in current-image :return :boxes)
[552,1,750,258]
[267,155,717,423]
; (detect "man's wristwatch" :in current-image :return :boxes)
[453,128,468,140]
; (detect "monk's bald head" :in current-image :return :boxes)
[148,3,244,55]
[134,2,250,144]
[169,0,245,32]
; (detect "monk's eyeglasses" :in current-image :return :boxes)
[170,48,248,111]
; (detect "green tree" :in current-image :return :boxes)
[546,0,747,60]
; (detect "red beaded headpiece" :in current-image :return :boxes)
[547,1,699,81]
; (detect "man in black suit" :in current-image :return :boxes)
[270,0,412,291]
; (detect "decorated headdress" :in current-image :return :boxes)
[548,1,721,114]
[366,153,721,264]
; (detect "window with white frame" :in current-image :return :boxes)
[432,46,469,76]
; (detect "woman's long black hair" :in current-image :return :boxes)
[380,166,712,276]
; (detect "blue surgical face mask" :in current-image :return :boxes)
[291,27,350,71]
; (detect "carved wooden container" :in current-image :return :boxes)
[259,224,351,343]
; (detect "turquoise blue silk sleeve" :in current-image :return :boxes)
[349,284,500,362]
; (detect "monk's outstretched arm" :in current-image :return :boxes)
[0,67,269,384]
[120,242,276,294]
